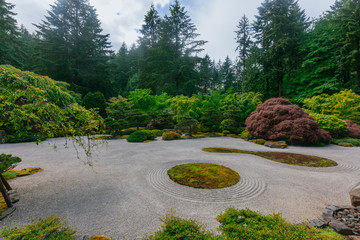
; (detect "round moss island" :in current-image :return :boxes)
[167,163,240,189]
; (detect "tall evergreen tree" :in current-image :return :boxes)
[336,0,360,88]
[35,0,112,96]
[109,42,131,96]
[0,0,23,67]
[220,56,236,91]
[254,0,309,97]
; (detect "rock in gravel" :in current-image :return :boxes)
[329,220,354,235]
[309,218,329,228]
[351,188,360,207]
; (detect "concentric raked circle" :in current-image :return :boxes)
[146,160,266,203]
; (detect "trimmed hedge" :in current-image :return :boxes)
[127,130,157,143]
[162,131,181,141]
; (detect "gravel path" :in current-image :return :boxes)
[0,137,359,239]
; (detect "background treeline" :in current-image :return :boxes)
[1,0,359,102]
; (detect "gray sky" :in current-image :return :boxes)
[11,0,336,61]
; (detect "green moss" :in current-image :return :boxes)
[168,163,240,189]
[203,148,337,167]
[4,167,44,180]
[254,139,266,145]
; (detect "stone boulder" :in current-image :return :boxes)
[351,188,360,207]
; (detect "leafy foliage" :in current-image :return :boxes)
[0,154,21,173]
[83,92,107,118]
[0,65,104,143]
[0,216,77,240]
[332,137,360,146]
[126,130,155,143]
[217,207,339,240]
[162,131,181,141]
[144,211,215,240]
[308,113,348,137]
[245,98,331,145]
[177,115,200,137]
[303,89,360,124]
[344,120,360,138]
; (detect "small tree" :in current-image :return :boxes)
[83,91,107,118]
[177,115,199,137]
[200,107,222,132]
[125,109,148,131]
[221,105,242,133]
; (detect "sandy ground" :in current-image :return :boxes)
[0,137,359,239]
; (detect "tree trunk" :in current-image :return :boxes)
[0,174,12,208]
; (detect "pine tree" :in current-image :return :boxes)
[35,0,112,96]
[110,42,130,96]
[235,15,253,92]
[0,0,23,67]
[254,0,310,97]
[220,56,236,91]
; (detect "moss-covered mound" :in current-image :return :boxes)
[0,65,104,143]
[203,148,337,167]
[167,163,240,189]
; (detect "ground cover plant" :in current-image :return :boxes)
[203,148,337,167]
[332,138,360,147]
[245,98,331,145]
[0,154,21,173]
[167,163,240,189]
[145,207,344,240]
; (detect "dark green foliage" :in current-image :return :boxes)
[0,0,23,68]
[125,109,148,131]
[332,138,360,146]
[253,0,310,97]
[177,115,200,137]
[144,212,215,240]
[0,65,104,143]
[0,154,21,173]
[83,92,107,118]
[200,107,222,132]
[221,105,242,133]
[217,207,330,240]
[162,131,181,141]
[34,0,112,96]
[0,216,77,240]
[126,130,155,143]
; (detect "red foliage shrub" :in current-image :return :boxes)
[245,98,331,145]
[344,120,360,138]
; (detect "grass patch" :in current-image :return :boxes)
[203,148,337,167]
[332,138,360,146]
[167,163,240,189]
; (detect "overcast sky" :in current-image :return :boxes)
[11,0,336,61]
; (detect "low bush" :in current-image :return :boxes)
[0,154,21,172]
[344,120,360,139]
[240,130,250,140]
[254,139,266,145]
[144,211,215,240]
[309,113,348,137]
[332,138,360,146]
[0,216,77,240]
[162,131,181,141]
[127,131,148,143]
[246,98,331,145]
[217,207,342,240]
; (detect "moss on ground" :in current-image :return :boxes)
[203,148,337,167]
[167,163,240,189]
[3,167,43,180]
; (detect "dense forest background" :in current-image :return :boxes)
[1,0,359,103]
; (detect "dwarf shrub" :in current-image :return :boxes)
[0,216,77,240]
[162,131,181,141]
[0,154,21,172]
[127,131,148,142]
[309,113,348,137]
[245,98,331,145]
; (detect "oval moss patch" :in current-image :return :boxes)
[167,163,240,189]
[203,148,338,167]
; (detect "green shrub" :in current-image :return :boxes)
[144,212,215,240]
[240,130,250,140]
[0,154,21,172]
[142,130,157,140]
[0,65,104,143]
[332,138,360,146]
[0,216,77,240]
[308,112,348,136]
[217,207,337,240]
[162,131,181,141]
[127,131,149,143]
[222,130,231,135]
[145,129,164,137]
[254,139,266,145]
[303,89,360,124]
[83,91,107,118]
